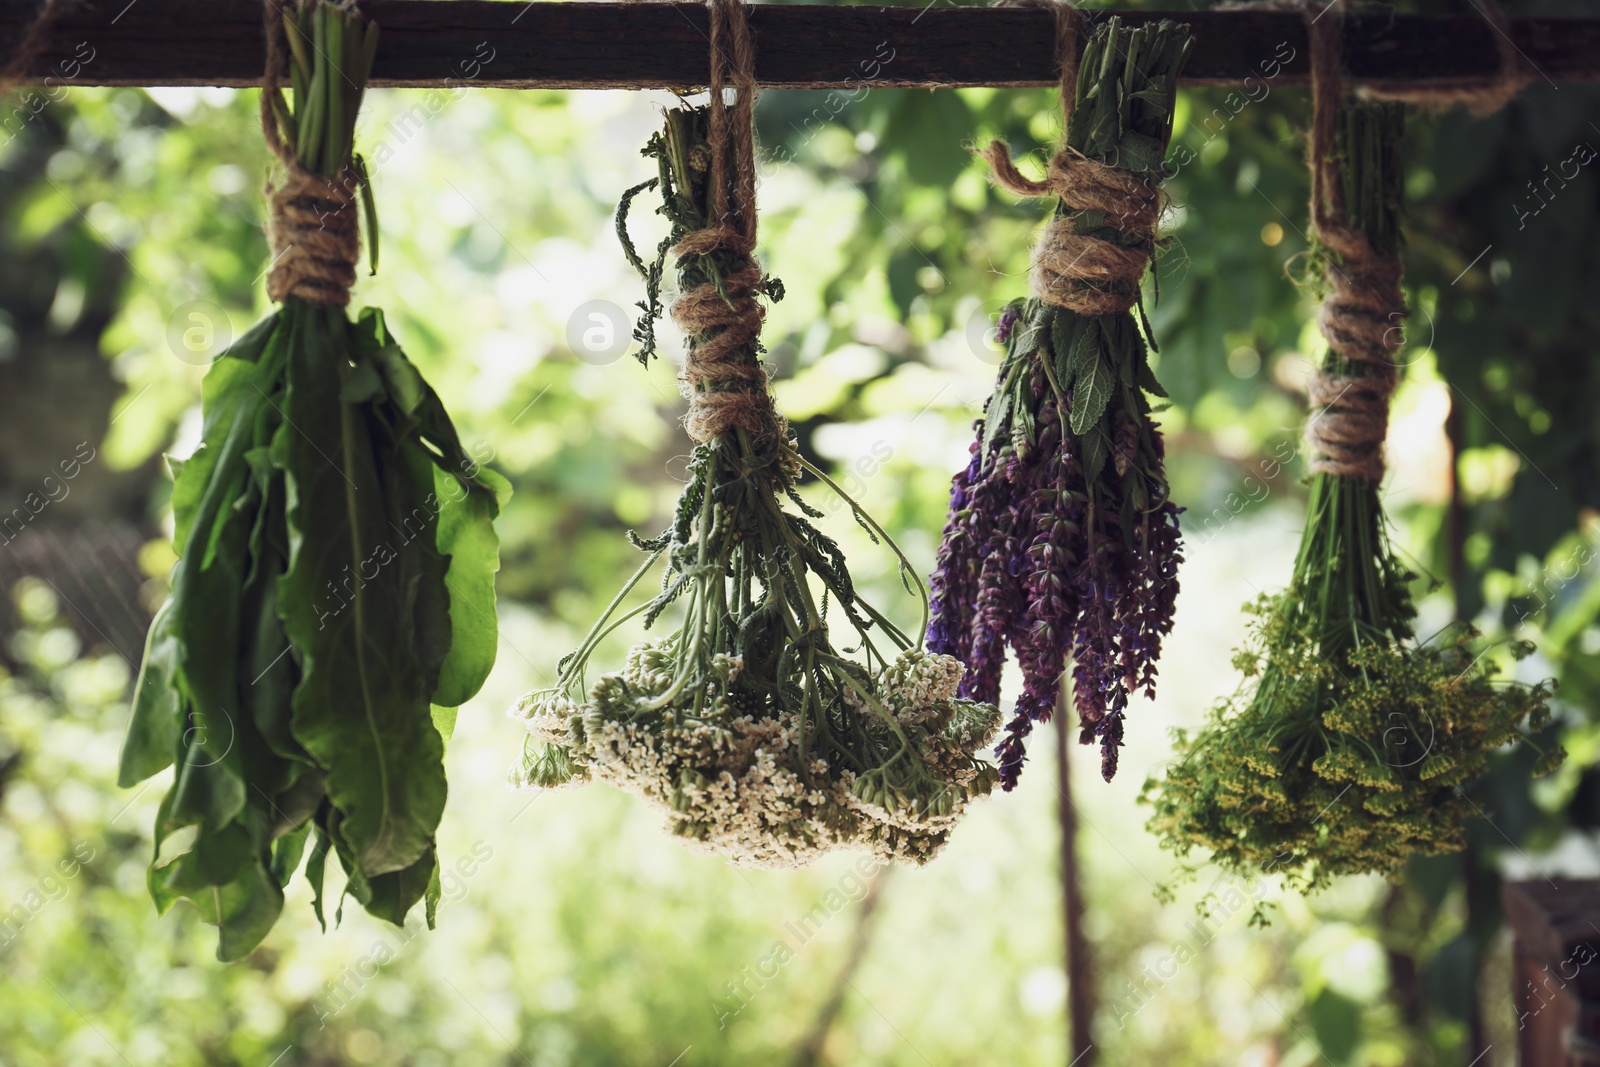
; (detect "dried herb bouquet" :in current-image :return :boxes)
[929,17,1191,787]
[1141,99,1562,895]
[510,98,1002,867]
[118,0,506,960]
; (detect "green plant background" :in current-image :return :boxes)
[2,0,1599,1063]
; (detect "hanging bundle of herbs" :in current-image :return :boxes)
[510,1,1001,868]
[928,15,1190,787]
[117,0,507,960]
[1140,23,1560,894]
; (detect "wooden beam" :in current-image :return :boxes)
[5,1,1599,93]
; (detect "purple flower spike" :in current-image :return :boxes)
[995,303,1023,346]
[927,308,1183,786]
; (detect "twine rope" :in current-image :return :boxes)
[1358,0,1531,116]
[979,0,1160,319]
[1302,1,1404,483]
[258,0,361,305]
[669,0,781,444]
[1218,0,1529,116]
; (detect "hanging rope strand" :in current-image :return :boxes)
[1357,0,1530,116]
[1214,0,1530,115]
[259,0,361,305]
[670,0,782,444]
[1301,1,1405,484]
[978,1,1161,319]
[714,0,758,246]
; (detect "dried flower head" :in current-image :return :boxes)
[512,648,1002,868]
[1141,589,1562,893]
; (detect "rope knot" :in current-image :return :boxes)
[671,224,754,260]
[1301,2,1408,484]
[1303,220,1404,482]
[668,0,783,446]
[264,163,362,305]
[982,141,1160,318]
[671,249,782,445]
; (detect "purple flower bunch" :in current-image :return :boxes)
[928,16,1189,787]
[928,302,1182,787]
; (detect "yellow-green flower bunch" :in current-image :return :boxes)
[1143,101,1561,895]
[1142,592,1561,893]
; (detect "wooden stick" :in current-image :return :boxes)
[1057,696,1094,1067]
[4,2,1598,92]
[790,869,892,1067]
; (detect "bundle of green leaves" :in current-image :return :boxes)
[118,0,507,960]
[511,106,1002,868]
[1141,102,1561,894]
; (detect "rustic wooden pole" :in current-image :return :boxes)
[791,869,893,1067]
[1057,691,1094,1067]
[3,2,1599,91]
[1443,396,1505,1067]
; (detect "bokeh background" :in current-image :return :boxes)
[3,0,1600,1063]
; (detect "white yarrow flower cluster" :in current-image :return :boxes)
[510,644,1001,868]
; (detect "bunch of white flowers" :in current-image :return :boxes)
[510,645,1002,868]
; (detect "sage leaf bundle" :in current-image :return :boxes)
[929,18,1190,787]
[1141,89,1560,893]
[117,0,507,960]
[512,87,1001,867]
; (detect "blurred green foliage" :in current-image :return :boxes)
[3,0,1600,1063]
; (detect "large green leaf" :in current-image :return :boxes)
[170,314,281,548]
[270,822,311,887]
[123,320,287,790]
[1051,308,1084,387]
[349,845,438,928]
[323,805,438,929]
[305,816,332,931]
[1065,317,1101,385]
[162,702,245,837]
[240,428,305,778]
[145,747,283,961]
[276,300,446,878]
[378,401,455,708]
[431,461,505,707]
[174,460,257,790]
[117,599,181,786]
[356,307,507,708]
[151,836,283,962]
